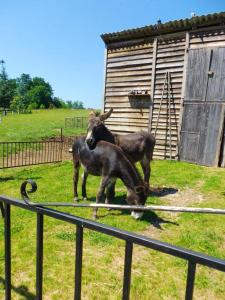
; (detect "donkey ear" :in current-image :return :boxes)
[89,110,96,120]
[99,108,113,121]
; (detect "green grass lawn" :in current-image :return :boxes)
[0,109,89,142]
[0,109,224,299]
[0,160,225,299]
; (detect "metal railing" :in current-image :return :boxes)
[0,193,225,300]
[0,141,63,169]
[65,117,88,128]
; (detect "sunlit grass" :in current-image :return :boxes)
[0,109,89,142]
[1,108,224,299]
[0,160,224,299]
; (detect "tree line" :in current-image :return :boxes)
[0,61,84,111]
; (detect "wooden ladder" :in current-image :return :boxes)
[154,71,173,160]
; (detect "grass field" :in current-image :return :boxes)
[0,109,89,142]
[0,110,225,299]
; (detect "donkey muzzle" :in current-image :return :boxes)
[131,211,144,220]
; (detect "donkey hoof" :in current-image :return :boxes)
[83,197,87,201]
[74,197,79,202]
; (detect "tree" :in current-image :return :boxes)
[0,79,16,108]
[72,100,84,109]
[53,97,67,108]
[0,60,16,108]
[28,77,53,108]
[0,60,72,110]
[16,73,32,96]
[10,73,33,110]
[66,100,73,109]
[0,60,7,80]
[10,95,26,111]
[27,84,52,108]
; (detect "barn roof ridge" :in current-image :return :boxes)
[101,11,225,44]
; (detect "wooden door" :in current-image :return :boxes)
[206,47,225,101]
[180,47,225,166]
[185,48,210,102]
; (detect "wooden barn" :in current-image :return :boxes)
[101,12,225,167]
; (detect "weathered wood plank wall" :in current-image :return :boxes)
[104,42,153,133]
[189,27,225,49]
[103,26,225,162]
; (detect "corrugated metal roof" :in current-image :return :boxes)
[101,12,225,44]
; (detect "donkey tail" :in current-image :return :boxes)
[140,131,156,160]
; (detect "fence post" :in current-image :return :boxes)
[0,202,4,217]
[2,143,5,168]
[60,128,63,161]
[122,241,133,300]
[4,203,11,300]
[60,128,63,142]
[36,213,44,300]
[185,261,196,300]
[74,225,83,300]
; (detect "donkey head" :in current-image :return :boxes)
[86,108,113,150]
[126,184,149,220]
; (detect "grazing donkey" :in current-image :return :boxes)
[86,108,155,188]
[72,136,148,219]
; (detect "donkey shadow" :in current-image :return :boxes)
[150,187,178,197]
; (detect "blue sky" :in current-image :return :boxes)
[1,0,224,108]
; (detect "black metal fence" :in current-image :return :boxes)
[0,195,225,300]
[0,141,63,169]
[65,117,88,128]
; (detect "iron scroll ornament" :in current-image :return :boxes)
[20,179,38,205]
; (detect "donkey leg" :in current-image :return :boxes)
[81,171,88,200]
[105,178,116,210]
[93,176,109,220]
[73,159,80,202]
[140,155,151,189]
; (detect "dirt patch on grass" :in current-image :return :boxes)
[162,188,204,207]
[151,186,204,207]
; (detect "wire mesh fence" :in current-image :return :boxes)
[65,117,88,128]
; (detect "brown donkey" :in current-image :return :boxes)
[86,108,155,188]
[72,136,148,219]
